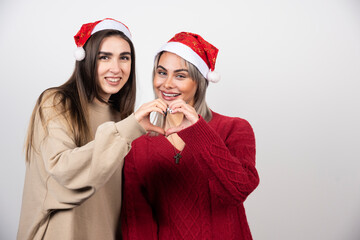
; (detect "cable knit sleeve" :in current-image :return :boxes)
[177,115,259,205]
[33,97,146,210]
[121,139,157,240]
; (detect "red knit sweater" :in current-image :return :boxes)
[121,111,259,240]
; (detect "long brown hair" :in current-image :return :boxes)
[25,30,136,161]
[152,51,212,129]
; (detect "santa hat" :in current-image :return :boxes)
[73,18,132,61]
[157,32,220,83]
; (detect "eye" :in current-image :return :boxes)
[98,55,109,60]
[157,70,167,76]
[120,55,130,61]
[176,74,186,79]
[176,73,188,80]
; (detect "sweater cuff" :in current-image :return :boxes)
[115,113,147,142]
[177,116,221,152]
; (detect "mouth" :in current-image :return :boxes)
[162,91,181,97]
[105,77,121,84]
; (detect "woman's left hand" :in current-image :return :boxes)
[165,99,199,136]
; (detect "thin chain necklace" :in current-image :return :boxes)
[165,113,184,164]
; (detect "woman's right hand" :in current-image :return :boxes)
[134,99,167,135]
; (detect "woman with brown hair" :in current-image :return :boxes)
[17,18,165,240]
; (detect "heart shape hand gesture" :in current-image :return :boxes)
[134,99,199,136]
[165,99,199,136]
[134,99,167,135]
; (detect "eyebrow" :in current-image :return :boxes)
[98,51,131,56]
[157,65,188,73]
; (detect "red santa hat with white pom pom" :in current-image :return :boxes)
[73,18,132,61]
[157,32,220,83]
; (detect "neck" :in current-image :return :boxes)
[93,97,108,106]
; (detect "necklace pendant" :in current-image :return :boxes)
[174,153,182,164]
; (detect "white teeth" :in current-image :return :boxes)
[107,78,120,83]
[163,92,180,97]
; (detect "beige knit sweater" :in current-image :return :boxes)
[17,94,146,240]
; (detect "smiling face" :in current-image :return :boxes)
[153,52,198,106]
[96,35,132,101]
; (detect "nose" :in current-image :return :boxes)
[163,74,174,88]
[109,59,121,74]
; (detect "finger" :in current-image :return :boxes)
[170,104,193,114]
[155,98,168,109]
[152,101,167,115]
[147,125,166,135]
[172,108,199,125]
[142,99,167,112]
[136,105,166,122]
[169,104,197,118]
[136,100,158,114]
[169,101,196,115]
[168,99,187,110]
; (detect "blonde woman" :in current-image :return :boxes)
[121,32,260,240]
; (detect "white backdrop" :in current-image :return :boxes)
[1,0,359,239]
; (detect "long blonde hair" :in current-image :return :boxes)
[25,30,137,161]
[152,51,212,129]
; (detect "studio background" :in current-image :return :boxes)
[1,0,359,239]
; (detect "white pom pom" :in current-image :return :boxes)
[207,70,221,83]
[74,47,85,61]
